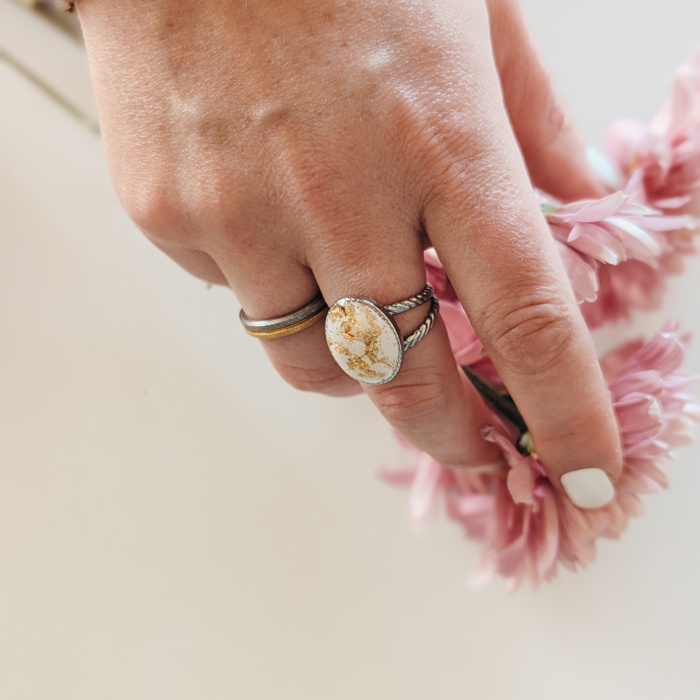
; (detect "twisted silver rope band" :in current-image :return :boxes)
[403,294,439,351]
[383,283,434,315]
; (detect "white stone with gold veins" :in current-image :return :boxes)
[325,297,403,385]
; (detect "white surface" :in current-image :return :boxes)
[2,1,700,698]
[0,0,96,125]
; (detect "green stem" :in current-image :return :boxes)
[461,365,534,455]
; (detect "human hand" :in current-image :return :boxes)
[75,0,621,507]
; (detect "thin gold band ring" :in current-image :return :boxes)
[239,293,328,340]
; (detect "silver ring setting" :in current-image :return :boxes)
[324,284,439,385]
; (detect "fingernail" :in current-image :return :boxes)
[560,468,615,509]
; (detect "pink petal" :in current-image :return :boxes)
[610,370,663,400]
[623,330,685,375]
[377,465,416,486]
[506,458,537,506]
[409,457,445,521]
[558,191,628,221]
[534,490,560,577]
[440,300,483,365]
[568,222,625,263]
[556,241,599,302]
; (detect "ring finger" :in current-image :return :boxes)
[308,220,500,469]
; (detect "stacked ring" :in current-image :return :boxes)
[239,283,440,385]
[239,293,328,339]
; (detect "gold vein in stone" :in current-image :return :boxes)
[328,301,398,381]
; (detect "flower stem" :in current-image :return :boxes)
[461,365,534,456]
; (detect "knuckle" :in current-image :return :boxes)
[118,183,181,242]
[484,293,577,376]
[370,368,449,429]
[116,170,249,248]
[389,92,474,165]
[397,109,510,209]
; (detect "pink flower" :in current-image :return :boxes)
[425,248,458,303]
[606,47,700,216]
[380,325,700,588]
[424,249,486,364]
[542,191,696,325]
[591,48,700,324]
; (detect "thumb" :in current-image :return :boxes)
[488,0,604,201]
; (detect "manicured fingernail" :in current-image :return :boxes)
[560,468,615,509]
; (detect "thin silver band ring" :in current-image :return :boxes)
[402,294,439,351]
[239,293,328,339]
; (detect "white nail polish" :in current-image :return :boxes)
[560,468,615,509]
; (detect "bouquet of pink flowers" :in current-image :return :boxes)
[381,48,700,588]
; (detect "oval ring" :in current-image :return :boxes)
[324,284,439,385]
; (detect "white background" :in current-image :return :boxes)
[2,1,700,697]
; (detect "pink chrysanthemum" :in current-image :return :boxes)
[542,191,696,326]
[381,325,700,588]
[587,47,700,324]
[606,47,700,216]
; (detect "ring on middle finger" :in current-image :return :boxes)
[324,283,439,385]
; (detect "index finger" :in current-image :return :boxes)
[423,115,621,510]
